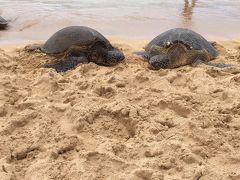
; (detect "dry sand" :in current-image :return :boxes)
[0,38,240,180]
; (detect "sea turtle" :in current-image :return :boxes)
[0,16,8,30]
[26,26,125,72]
[143,28,232,69]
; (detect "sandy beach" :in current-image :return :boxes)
[0,37,240,179]
[1,1,240,179]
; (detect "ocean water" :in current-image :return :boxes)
[0,0,240,43]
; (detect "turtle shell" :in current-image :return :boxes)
[145,28,218,58]
[0,16,8,29]
[41,26,113,54]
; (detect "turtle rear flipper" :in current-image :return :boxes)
[24,44,43,52]
[44,56,88,72]
[193,60,234,68]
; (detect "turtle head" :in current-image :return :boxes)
[94,48,125,66]
[89,42,124,66]
[147,45,170,69]
[105,48,125,66]
[148,41,191,69]
[149,53,170,69]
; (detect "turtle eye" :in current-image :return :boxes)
[165,41,172,48]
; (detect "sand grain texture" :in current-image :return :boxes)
[0,39,240,180]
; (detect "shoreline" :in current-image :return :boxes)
[1,32,240,44]
[1,36,240,52]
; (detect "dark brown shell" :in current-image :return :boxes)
[145,28,218,58]
[41,26,112,54]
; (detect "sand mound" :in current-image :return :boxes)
[0,39,240,180]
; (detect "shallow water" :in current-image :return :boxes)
[0,0,240,43]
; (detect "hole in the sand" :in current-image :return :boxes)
[11,146,40,161]
[158,118,176,128]
[86,115,132,139]
[57,141,78,155]
[73,107,137,139]
[94,86,115,98]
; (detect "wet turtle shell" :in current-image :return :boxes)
[0,16,8,30]
[145,28,218,58]
[40,26,113,54]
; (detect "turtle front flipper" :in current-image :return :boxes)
[44,56,88,72]
[186,49,210,66]
[189,50,234,68]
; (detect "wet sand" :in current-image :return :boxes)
[0,38,240,179]
[1,0,240,43]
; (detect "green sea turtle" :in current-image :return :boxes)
[26,26,125,72]
[0,16,8,30]
[143,28,232,69]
